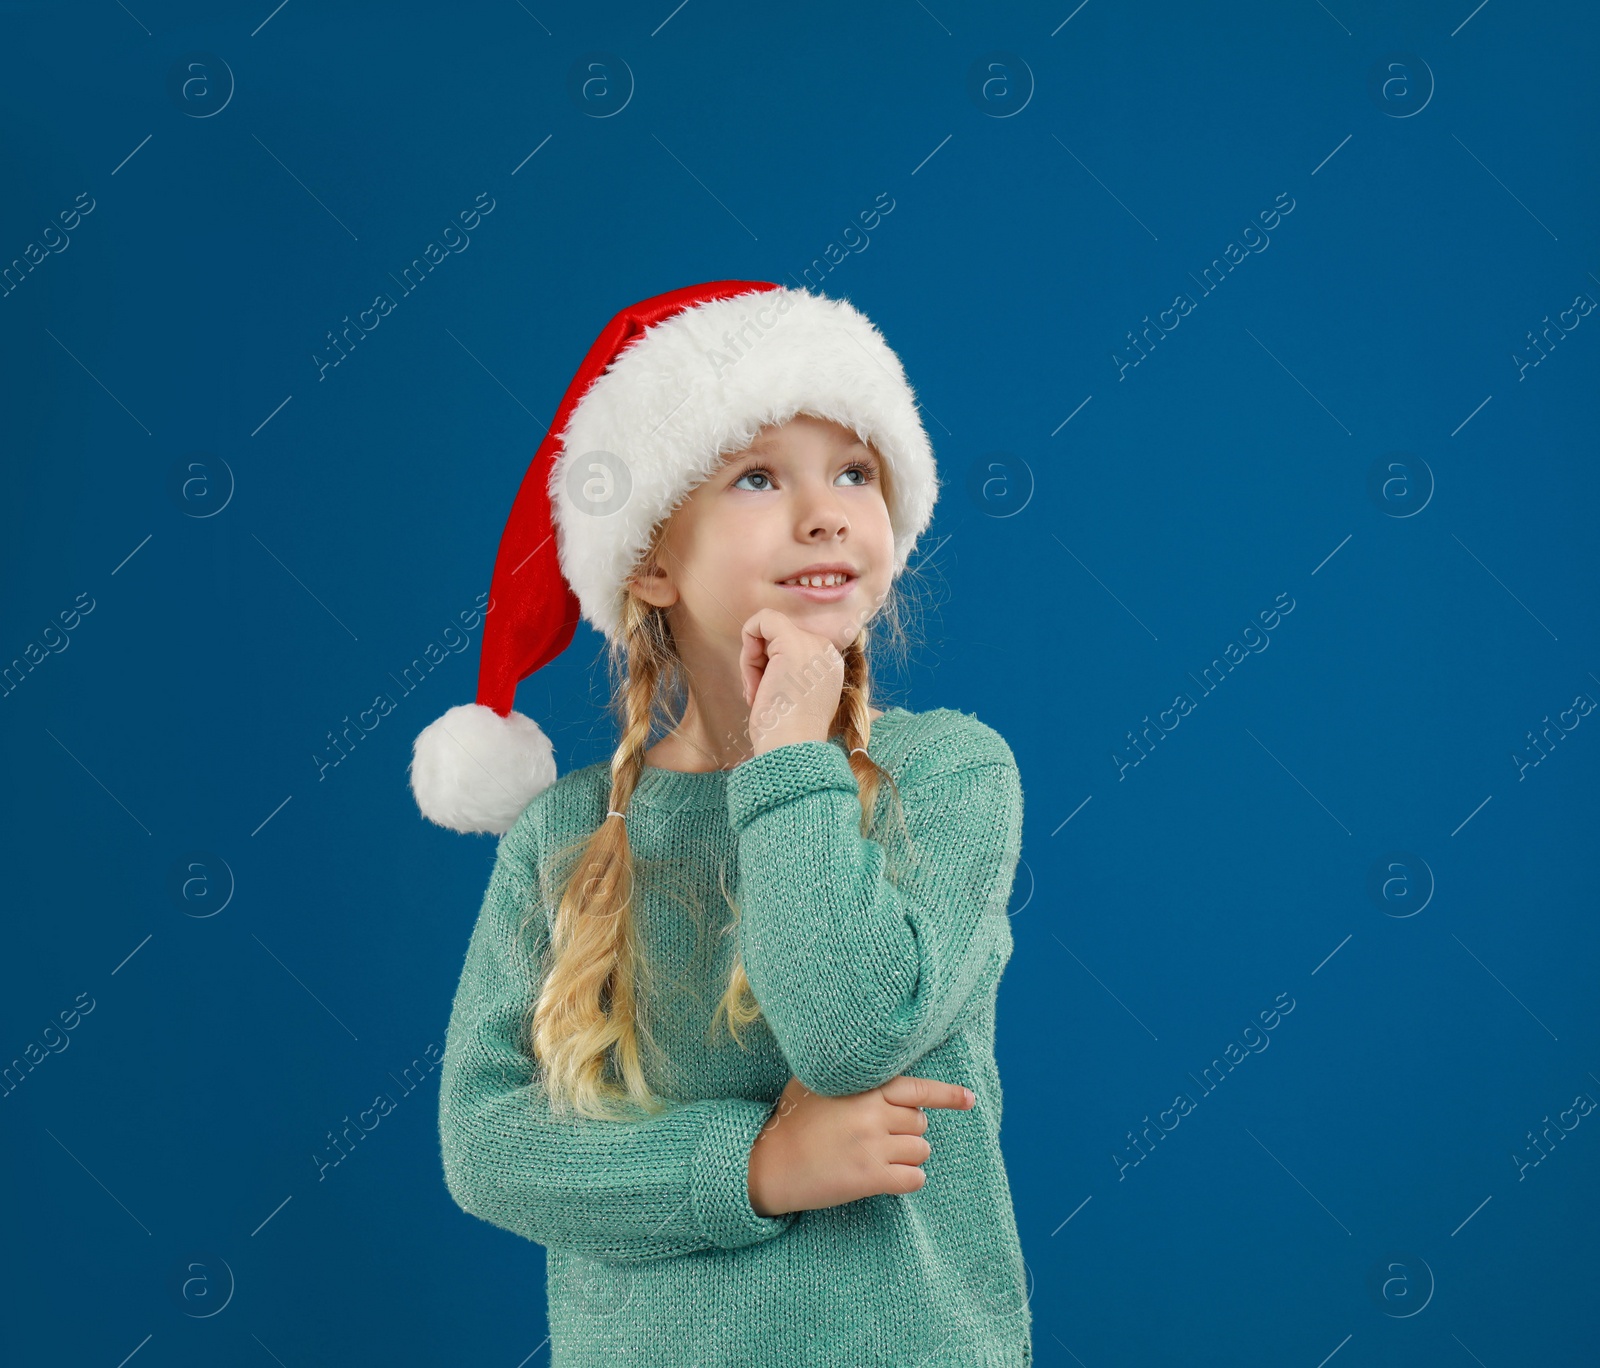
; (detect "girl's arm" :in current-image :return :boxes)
[437,819,798,1263]
[727,720,1024,1097]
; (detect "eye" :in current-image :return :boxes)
[730,459,880,492]
[731,464,774,492]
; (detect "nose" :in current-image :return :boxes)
[799,481,850,541]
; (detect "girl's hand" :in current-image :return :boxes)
[739,608,846,757]
[747,1074,976,1217]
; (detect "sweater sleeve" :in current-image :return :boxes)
[726,737,1024,1097]
[437,812,800,1262]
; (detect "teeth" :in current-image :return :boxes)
[783,573,849,587]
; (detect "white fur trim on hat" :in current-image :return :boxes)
[409,703,557,836]
[549,287,938,643]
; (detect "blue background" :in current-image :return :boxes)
[2,1,1596,1363]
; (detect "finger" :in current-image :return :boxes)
[738,619,763,666]
[738,627,767,706]
[743,607,796,659]
[881,1075,975,1112]
[880,1134,934,1168]
[883,1103,931,1136]
[745,650,765,708]
[880,1163,929,1196]
[886,1075,975,1111]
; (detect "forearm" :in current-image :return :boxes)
[727,744,1022,1095]
[439,822,797,1262]
[439,1077,793,1260]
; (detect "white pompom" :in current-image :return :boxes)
[408,703,557,836]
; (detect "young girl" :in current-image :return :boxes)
[412,282,1032,1366]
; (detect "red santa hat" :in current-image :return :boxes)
[408,280,939,835]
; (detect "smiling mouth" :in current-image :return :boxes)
[777,573,857,601]
[778,572,855,588]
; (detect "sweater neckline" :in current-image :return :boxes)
[628,706,914,809]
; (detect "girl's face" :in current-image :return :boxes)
[628,413,895,651]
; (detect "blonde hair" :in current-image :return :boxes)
[520,521,922,1122]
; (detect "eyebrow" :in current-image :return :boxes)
[744,435,871,456]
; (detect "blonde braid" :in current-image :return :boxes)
[527,594,674,1121]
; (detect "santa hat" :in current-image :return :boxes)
[408,280,939,835]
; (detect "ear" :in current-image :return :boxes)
[627,558,678,610]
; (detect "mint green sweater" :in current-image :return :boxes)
[438,706,1033,1366]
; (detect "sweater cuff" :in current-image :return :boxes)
[688,1097,798,1248]
[727,741,857,831]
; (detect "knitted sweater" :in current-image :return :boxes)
[437,705,1032,1366]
